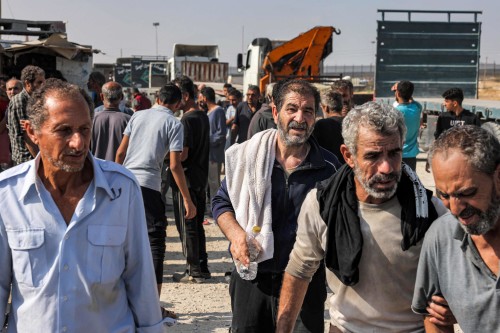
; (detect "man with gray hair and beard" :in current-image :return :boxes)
[212,79,341,332]
[412,125,500,333]
[277,102,454,333]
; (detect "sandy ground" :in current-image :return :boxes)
[158,154,463,333]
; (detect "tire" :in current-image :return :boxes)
[481,122,500,140]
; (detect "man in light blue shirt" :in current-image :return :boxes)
[0,79,165,332]
[394,80,422,171]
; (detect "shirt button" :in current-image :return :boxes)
[62,327,67,332]
[63,264,69,271]
[64,234,69,240]
[63,295,68,301]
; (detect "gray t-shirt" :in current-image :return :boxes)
[123,106,183,192]
[412,212,500,333]
[287,190,447,332]
[91,109,131,161]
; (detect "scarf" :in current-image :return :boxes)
[317,163,438,286]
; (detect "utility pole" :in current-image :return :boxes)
[153,22,159,59]
[483,56,488,81]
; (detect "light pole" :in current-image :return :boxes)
[153,22,159,58]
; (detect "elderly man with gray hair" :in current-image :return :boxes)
[91,81,132,161]
[277,102,454,333]
[0,79,164,332]
[312,89,344,163]
[412,125,500,333]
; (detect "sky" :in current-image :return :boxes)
[2,0,499,67]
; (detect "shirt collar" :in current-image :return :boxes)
[452,217,470,251]
[19,153,117,201]
[153,105,174,115]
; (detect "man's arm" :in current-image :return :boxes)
[216,211,250,266]
[226,115,234,126]
[169,150,196,219]
[230,124,239,145]
[115,135,130,164]
[230,106,241,144]
[277,189,326,332]
[180,146,189,162]
[276,272,310,333]
[434,115,443,140]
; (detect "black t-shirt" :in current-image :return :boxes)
[247,104,276,139]
[312,116,345,164]
[233,101,261,143]
[434,109,481,139]
[173,110,210,190]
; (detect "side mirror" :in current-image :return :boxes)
[237,53,243,70]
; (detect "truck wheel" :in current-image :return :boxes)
[482,122,500,140]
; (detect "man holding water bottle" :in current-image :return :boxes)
[212,79,341,333]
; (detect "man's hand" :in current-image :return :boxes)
[20,119,27,132]
[426,295,456,326]
[183,198,196,219]
[229,228,250,266]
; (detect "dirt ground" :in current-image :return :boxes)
[159,156,465,333]
[478,77,500,100]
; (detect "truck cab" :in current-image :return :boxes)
[238,38,284,93]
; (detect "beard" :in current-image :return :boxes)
[277,114,314,147]
[458,192,500,235]
[353,162,402,200]
[44,150,86,173]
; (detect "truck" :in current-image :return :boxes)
[0,18,94,88]
[167,44,228,83]
[237,26,341,93]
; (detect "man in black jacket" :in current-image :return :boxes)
[212,79,341,333]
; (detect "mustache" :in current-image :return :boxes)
[459,205,481,219]
[368,172,399,185]
[65,150,84,156]
[288,121,307,130]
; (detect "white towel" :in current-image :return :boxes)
[225,129,276,263]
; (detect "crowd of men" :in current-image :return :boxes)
[0,64,498,333]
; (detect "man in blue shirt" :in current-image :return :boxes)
[0,79,164,332]
[394,80,422,170]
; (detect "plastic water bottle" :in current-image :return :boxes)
[236,226,262,280]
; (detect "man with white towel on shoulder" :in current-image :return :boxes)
[212,79,342,333]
